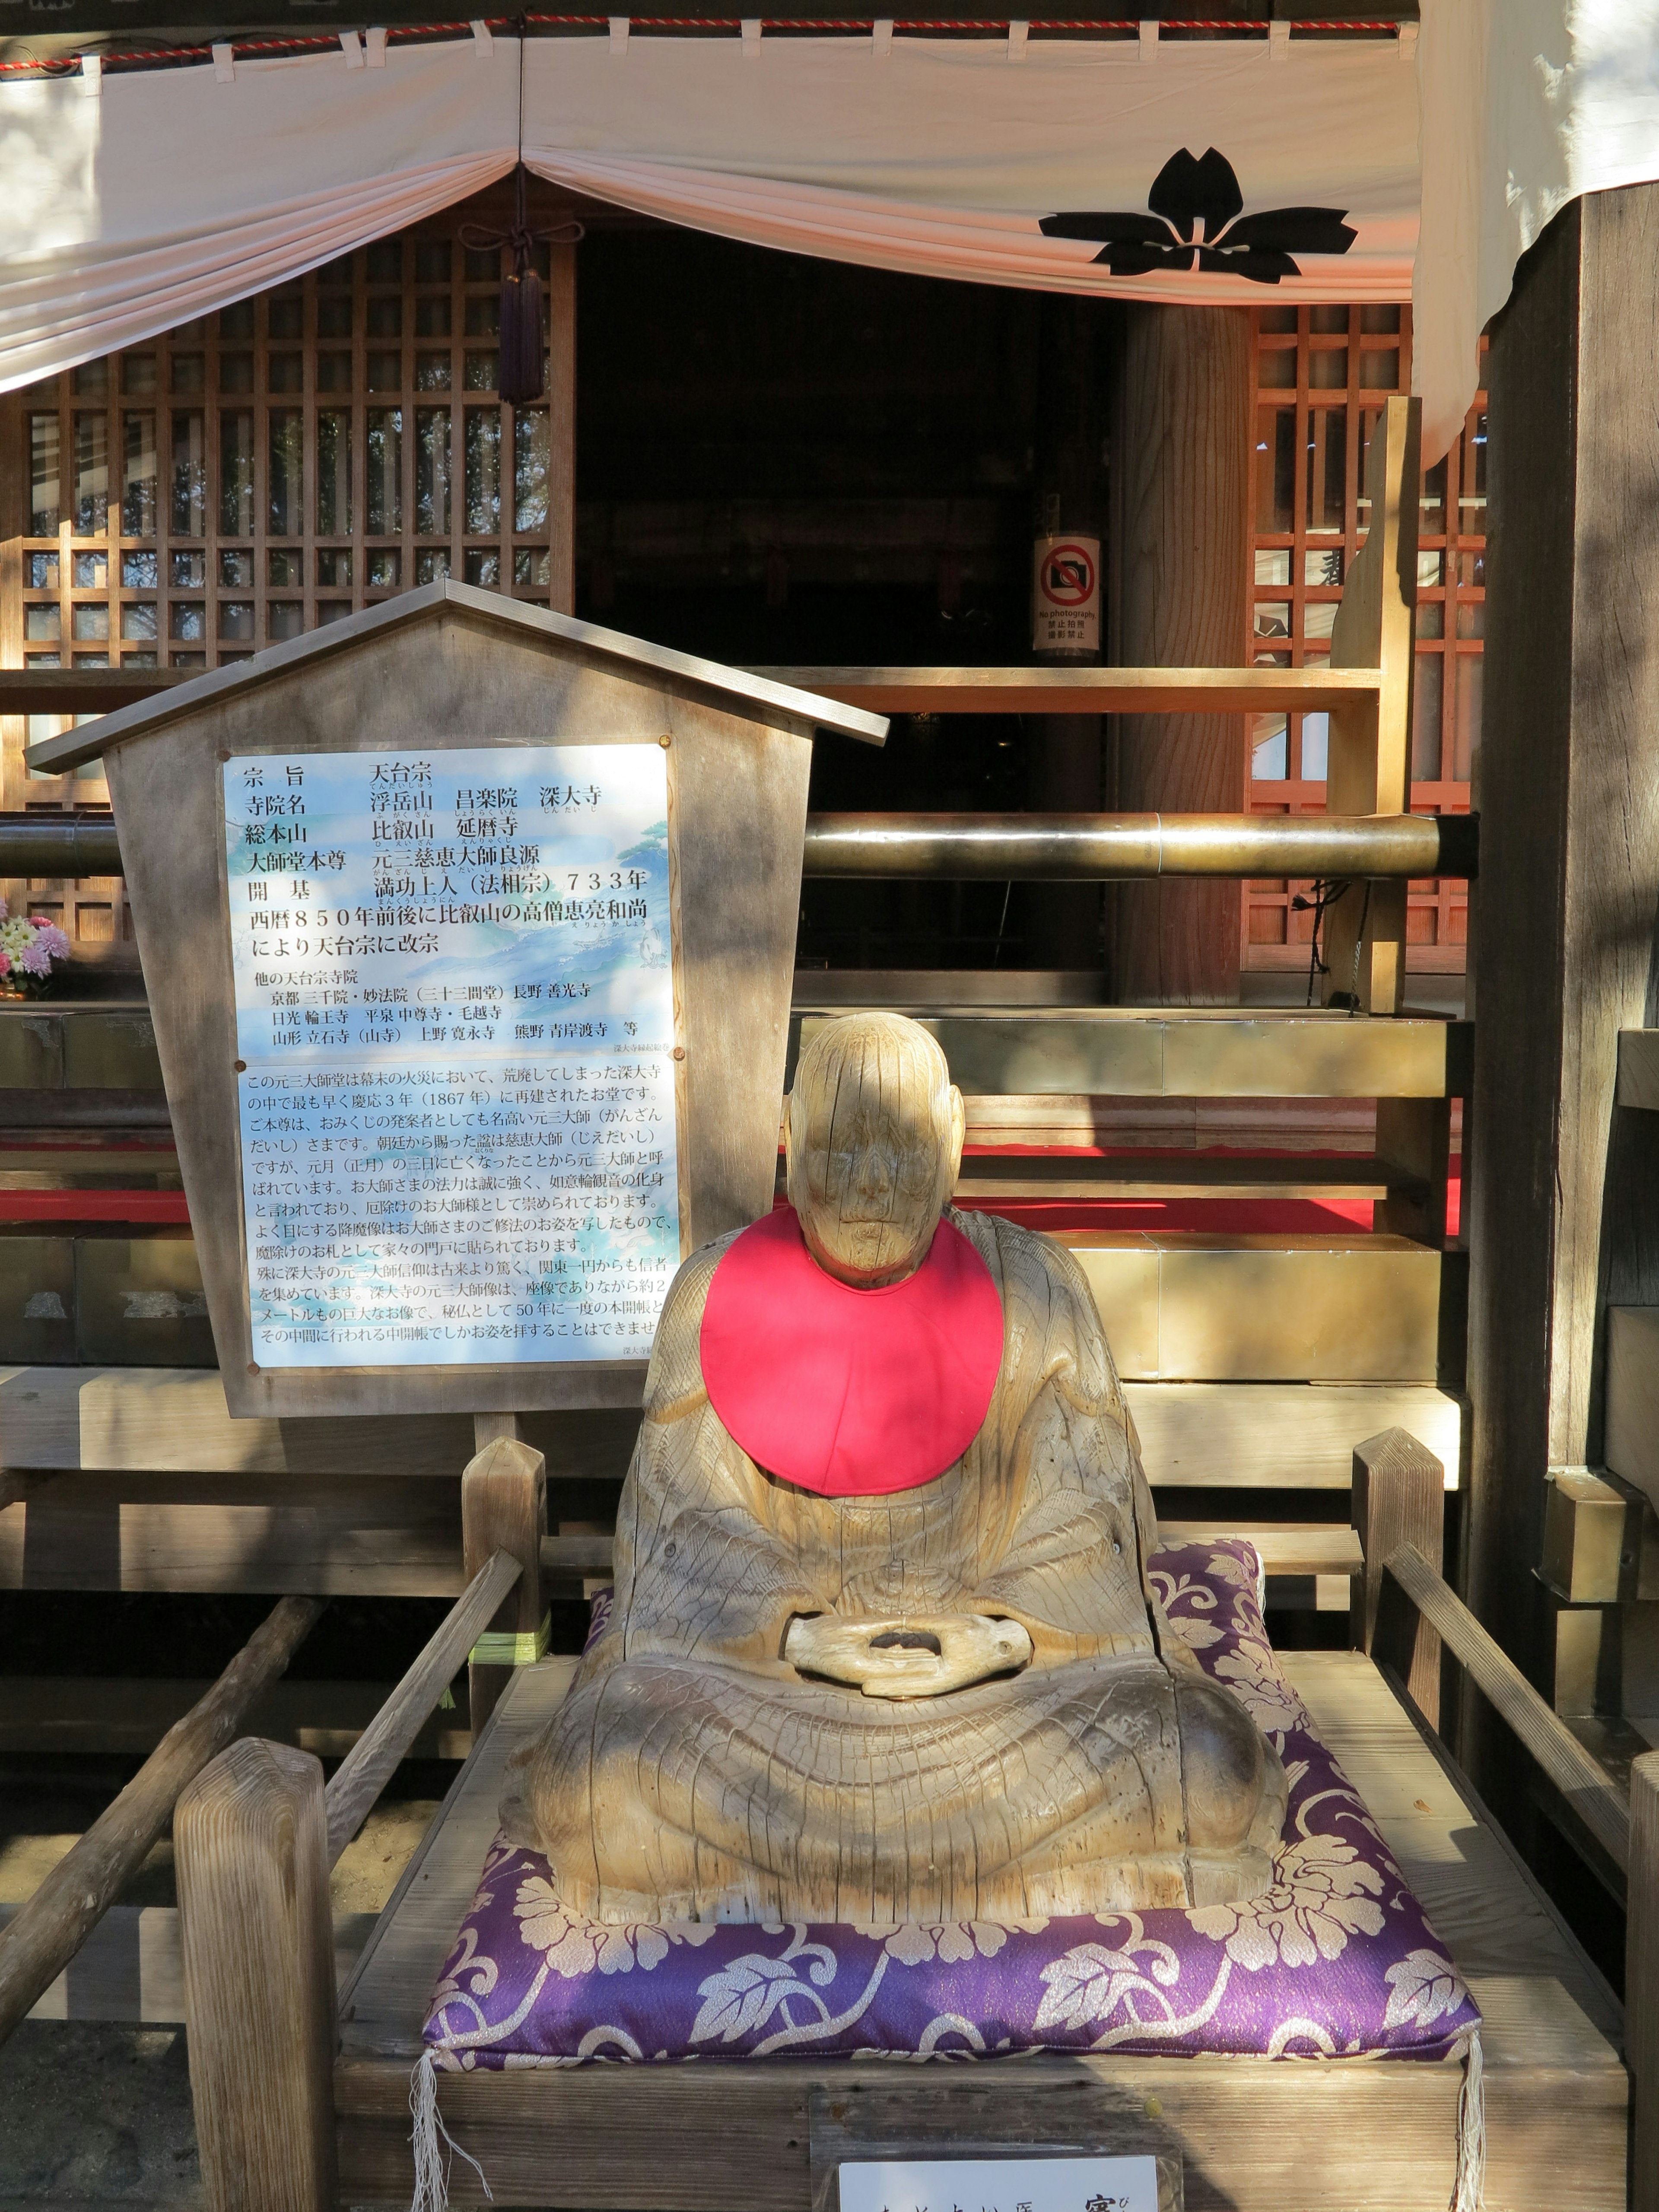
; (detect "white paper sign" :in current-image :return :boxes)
[224,742,680,1370]
[838,2154,1159,2212]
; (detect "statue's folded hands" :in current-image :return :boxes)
[783,1610,1034,1698]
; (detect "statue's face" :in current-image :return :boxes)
[786,1031,965,1288]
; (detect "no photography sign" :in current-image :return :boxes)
[1033,534,1100,655]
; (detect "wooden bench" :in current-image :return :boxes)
[323,1638,1626,2212]
[157,1434,1650,2212]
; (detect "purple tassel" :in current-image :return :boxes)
[499,163,544,406]
[499,257,544,405]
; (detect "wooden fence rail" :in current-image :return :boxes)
[1378,1543,1659,2212]
[322,1548,520,1869]
[0,1592,323,2045]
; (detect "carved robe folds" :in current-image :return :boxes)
[503,1209,1287,1924]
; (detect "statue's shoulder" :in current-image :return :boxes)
[949,1205,1096,1314]
[641,1224,747,1414]
[948,1205,1118,1390]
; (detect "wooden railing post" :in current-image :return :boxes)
[1352,1427,1444,1728]
[1631,1750,1659,2212]
[462,1435,547,1734]
[175,1738,337,2212]
[1323,391,1418,1016]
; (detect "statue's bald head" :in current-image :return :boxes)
[785,1011,966,1287]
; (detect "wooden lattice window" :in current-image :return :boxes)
[1243,302,1483,979]
[0,195,574,965]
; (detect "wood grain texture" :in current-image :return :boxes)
[1618,1028,1659,1109]
[548,243,576,617]
[176,1738,338,2212]
[462,1438,545,1734]
[1058,1232,1443,1382]
[1538,1470,1632,1605]
[1606,1306,1659,1507]
[1468,186,1659,1757]
[1127,1382,1463,1491]
[545,1526,1364,1585]
[331,1650,1625,2212]
[1378,1544,1630,1869]
[105,594,814,1418]
[0,1365,640,1479]
[324,1548,519,1868]
[755,667,1383,714]
[1629,1748,1659,2212]
[0,1592,320,2043]
[0,1675,473,1760]
[0,1903,376,2025]
[0,1469,465,1594]
[1108,305,1250,1005]
[795,1011,1470,1102]
[1350,1429,1444,1728]
[1322,395,1418,1017]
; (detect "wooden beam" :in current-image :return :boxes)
[0,1902,377,2025]
[324,1549,520,1869]
[176,1739,339,2212]
[1468,185,1659,1759]
[1351,1429,1444,1728]
[0,1368,640,1480]
[0,1594,321,2043]
[1128,1382,1463,1492]
[0,670,183,716]
[954,1153,1405,1201]
[1060,1231,1446,1383]
[1376,1544,1630,1870]
[0,1676,473,1759]
[796,1009,1472,1101]
[752,666,1382,715]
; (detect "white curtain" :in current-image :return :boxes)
[14,12,1659,463]
[0,30,1417,387]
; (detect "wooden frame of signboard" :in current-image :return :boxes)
[26,584,885,1421]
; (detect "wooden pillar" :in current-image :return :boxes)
[548,238,577,616]
[1027,297,1104,974]
[1106,304,1249,1004]
[1465,185,1659,1757]
[461,1434,547,1734]
[175,1739,337,2212]
[1350,1427,1445,1729]
[1630,1749,1659,2212]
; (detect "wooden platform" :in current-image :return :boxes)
[333,1651,1626,2212]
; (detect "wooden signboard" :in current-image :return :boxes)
[28,583,884,1420]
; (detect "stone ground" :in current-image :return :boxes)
[0,1772,441,2212]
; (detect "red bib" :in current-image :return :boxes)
[699,1205,1004,1498]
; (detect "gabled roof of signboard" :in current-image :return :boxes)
[24,581,889,775]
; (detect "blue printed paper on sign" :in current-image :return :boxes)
[222,743,680,1370]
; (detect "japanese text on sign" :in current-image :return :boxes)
[836,2155,1157,2212]
[225,744,680,1370]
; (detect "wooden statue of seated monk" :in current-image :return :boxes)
[502,1011,1287,1924]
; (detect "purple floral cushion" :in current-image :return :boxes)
[423,1541,1480,2069]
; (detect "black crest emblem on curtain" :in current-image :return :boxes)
[1040,147,1356,283]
